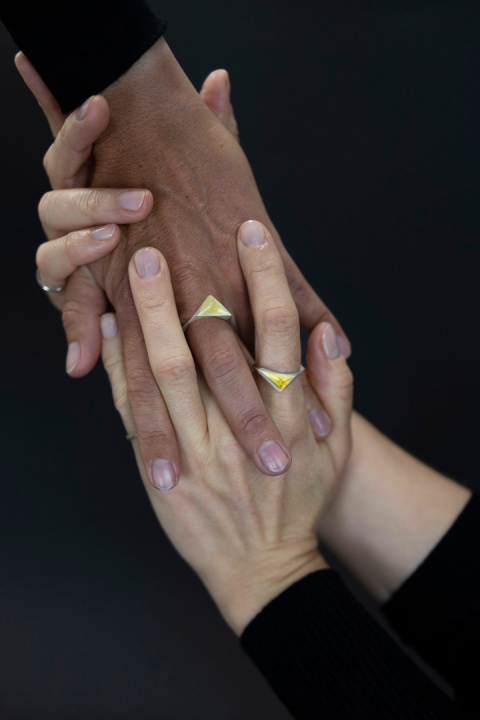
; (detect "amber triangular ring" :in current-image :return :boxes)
[254,365,305,392]
[183,295,233,332]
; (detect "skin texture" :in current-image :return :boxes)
[101,224,353,635]
[17,39,351,491]
[33,61,472,611]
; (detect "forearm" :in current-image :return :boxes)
[319,411,471,602]
[1,0,166,113]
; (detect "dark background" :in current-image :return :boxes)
[1,1,480,718]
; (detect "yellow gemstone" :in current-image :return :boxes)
[195,295,232,320]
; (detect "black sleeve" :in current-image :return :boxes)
[241,569,464,720]
[383,493,480,718]
[0,0,166,113]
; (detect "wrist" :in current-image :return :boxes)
[211,545,328,637]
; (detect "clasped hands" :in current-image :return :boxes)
[19,46,353,632]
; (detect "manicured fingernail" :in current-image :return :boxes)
[66,342,80,374]
[240,220,266,246]
[337,335,352,359]
[134,248,160,279]
[119,190,146,211]
[258,441,290,474]
[100,313,117,339]
[76,98,90,121]
[91,224,116,240]
[152,459,176,490]
[309,408,332,439]
[322,324,341,360]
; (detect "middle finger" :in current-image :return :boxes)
[39,188,153,239]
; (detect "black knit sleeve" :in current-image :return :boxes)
[241,570,464,720]
[0,0,166,113]
[383,493,480,718]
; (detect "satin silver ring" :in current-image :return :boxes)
[182,295,233,332]
[254,365,305,392]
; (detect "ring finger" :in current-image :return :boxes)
[36,224,121,305]
[237,220,303,416]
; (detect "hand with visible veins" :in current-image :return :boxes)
[32,61,471,613]
[19,43,350,490]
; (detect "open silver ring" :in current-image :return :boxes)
[254,365,305,392]
[182,295,233,332]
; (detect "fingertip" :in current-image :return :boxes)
[100,313,118,340]
[131,246,165,281]
[257,440,291,476]
[84,94,110,129]
[238,219,268,248]
[337,334,352,359]
[66,340,100,377]
[150,458,179,491]
[14,51,26,71]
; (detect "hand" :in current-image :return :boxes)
[23,56,237,377]
[20,42,351,491]
[100,219,354,634]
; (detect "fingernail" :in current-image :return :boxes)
[91,224,116,240]
[309,408,332,439]
[119,190,146,211]
[152,459,176,490]
[134,248,160,279]
[239,220,266,246]
[76,98,90,121]
[337,335,352,359]
[224,70,230,94]
[66,342,80,374]
[322,324,341,360]
[258,441,290,474]
[100,313,117,339]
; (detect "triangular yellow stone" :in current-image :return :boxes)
[195,295,232,320]
[257,368,296,392]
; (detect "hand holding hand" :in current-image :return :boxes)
[101,220,353,634]
[23,43,351,491]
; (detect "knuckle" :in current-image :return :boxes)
[84,189,103,216]
[137,294,169,316]
[62,298,92,332]
[207,347,238,383]
[154,356,196,387]
[125,366,158,403]
[37,192,52,223]
[239,411,270,437]
[250,256,279,276]
[260,304,298,338]
[42,147,52,176]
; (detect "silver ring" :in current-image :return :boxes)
[254,365,305,392]
[182,295,232,332]
[36,269,65,294]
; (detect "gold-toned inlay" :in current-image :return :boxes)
[195,295,232,320]
[255,365,305,392]
[183,295,233,331]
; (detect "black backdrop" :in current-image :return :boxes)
[1,1,479,718]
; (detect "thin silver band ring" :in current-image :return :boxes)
[36,269,65,294]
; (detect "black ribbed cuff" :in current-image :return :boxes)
[241,570,463,720]
[1,0,166,113]
[383,493,480,715]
